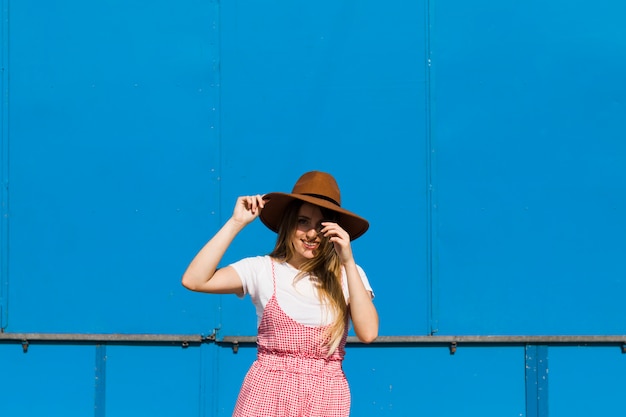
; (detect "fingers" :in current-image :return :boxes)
[232,195,265,226]
[320,222,354,263]
[319,222,350,242]
[240,194,265,215]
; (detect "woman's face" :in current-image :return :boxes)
[290,203,325,268]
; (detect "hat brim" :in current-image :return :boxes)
[260,192,369,240]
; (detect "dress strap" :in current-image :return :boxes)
[270,257,277,294]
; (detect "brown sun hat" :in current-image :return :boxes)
[260,171,369,240]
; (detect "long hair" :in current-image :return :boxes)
[268,200,347,355]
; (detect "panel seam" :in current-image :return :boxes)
[208,1,221,417]
[1,0,10,331]
[94,345,107,417]
[425,0,438,335]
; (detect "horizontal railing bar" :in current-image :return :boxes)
[220,335,626,346]
[1,333,625,350]
[0,332,209,345]
[371,335,626,343]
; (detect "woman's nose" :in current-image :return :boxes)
[306,227,318,238]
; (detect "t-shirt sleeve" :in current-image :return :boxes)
[356,264,375,298]
[229,256,266,300]
[342,264,375,300]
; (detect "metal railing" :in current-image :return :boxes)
[2,331,625,354]
[219,334,626,354]
[0,332,212,352]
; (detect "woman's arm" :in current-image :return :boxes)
[181,195,264,295]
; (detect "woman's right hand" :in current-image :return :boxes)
[231,195,265,226]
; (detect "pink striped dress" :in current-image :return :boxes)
[232,260,350,417]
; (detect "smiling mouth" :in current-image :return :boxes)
[302,240,319,250]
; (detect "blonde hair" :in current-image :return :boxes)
[268,201,347,355]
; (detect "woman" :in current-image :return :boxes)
[182,171,378,417]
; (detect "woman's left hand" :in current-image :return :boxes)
[320,222,353,264]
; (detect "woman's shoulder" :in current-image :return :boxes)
[233,254,270,264]
[229,255,272,273]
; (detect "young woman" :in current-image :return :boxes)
[182,171,378,417]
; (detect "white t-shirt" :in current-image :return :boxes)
[230,255,373,327]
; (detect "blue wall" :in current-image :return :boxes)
[1,1,625,416]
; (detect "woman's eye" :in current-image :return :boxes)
[297,218,309,226]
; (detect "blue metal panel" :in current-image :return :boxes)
[549,347,626,416]
[214,345,258,416]
[345,346,526,416]
[217,0,429,340]
[0,345,94,416]
[6,0,220,334]
[433,0,626,335]
[104,345,204,416]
